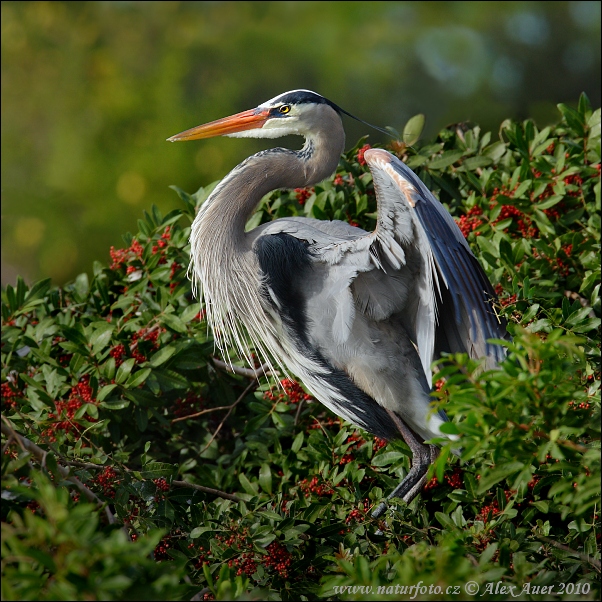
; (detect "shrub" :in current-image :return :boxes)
[2,95,600,600]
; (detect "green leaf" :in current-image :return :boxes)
[557,103,585,136]
[161,313,187,333]
[181,304,201,323]
[478,462,524,493]
[125,368,151,389]
[258,463,272,494]
[101,399,130,410]
[97,384,118,401]
[435,512,457,530]
[238,473,258,496]
[371,451,405,467]
[190,526,214,539]
[428,151,465,170]
[258,510,283,522]
[115,358,136,384]
[462,156,493,170]
[403,114,425,146]
[291,431,304,454]
[140,462,177,479]
[149,346,176,367]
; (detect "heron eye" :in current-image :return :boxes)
[279,104,291,114]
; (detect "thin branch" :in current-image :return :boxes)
[171,404,233,424]
[191,588,211,602]
[1,415,27,453]
[129,323,162,352]
[536,534,601,573]
[211,357,271,379]
[1,418,118,528]
[294,399,305,426]
[172,480,241,503]
[200,381,257,454]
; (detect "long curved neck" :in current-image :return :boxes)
[197,121,345,242]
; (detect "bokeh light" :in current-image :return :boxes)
[1,1,600,285]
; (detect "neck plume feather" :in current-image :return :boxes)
[188,122,345,374]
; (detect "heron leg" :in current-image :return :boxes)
[371,411,437,520]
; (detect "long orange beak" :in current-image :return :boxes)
[167,108,270,142]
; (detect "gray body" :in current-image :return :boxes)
[182,90,507,505]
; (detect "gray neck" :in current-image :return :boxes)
[197,116,345,244]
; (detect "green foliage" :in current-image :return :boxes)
[1,472,188,601]
[2,97,600,600]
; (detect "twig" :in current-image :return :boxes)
[1,418,118,528]
[211,357,271,379]
[129,323,162,352]
[294,399,305,426]
[172,480,241,503]
[191,588,211,601]
[199,381,257,454]
[1,415,27,453]
[171,404,233,424]
[536,534,601,573]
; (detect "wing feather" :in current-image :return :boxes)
[364,149,507,374]
[256,150,507,385]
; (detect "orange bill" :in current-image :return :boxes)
[167,108,270,142]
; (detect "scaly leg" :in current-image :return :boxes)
[371,411,438,520]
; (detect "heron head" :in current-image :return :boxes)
[167,89,343,142]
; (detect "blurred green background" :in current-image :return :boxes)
[2,1,600,286]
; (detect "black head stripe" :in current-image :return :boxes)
[270,90,392,138]
[273,90,337,109]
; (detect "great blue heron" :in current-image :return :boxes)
[168,90,506,519]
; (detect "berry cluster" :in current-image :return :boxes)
[357,144,371,166]
[153,478,170,495]
[169,260,180,294]
[227,552,257,577]
[445,467,463,489]
[294,187,313,205]
[94,466,118,498]
[423,476,439,491]
[493,204,538,239]
[476,489,513,522]
[299,475,334,498]
[527,476,540,490]
[154,536,172,561]
[423,468,463,491]
[188,543,210,570]
[494,284,517,307]
[130,326,163,363]
[42,375,96,442]
[110,344,127,367]
[1,382,21,410]
[263,541,293,579]
[339,430,366,465]
[151,226,171,260]
[372,437,387,452]
[110,239,144,270]
[345,499,370,524]
[455,206,484,238]
[531,245,573,278]
[263,378,313,406]
[568,400,592,411]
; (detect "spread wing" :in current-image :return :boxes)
[317,148,507,384]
